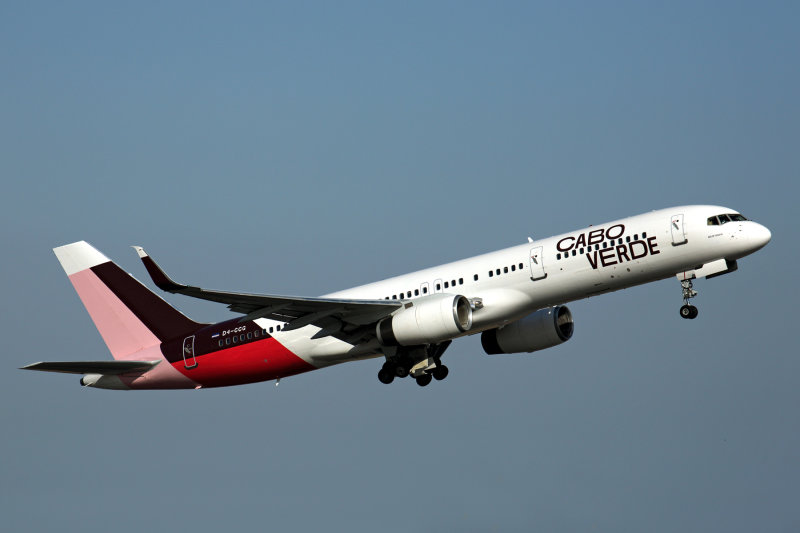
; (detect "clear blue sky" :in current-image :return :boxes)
[1,2,797,531]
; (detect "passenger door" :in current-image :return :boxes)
[529,247,547,280]
[182,335,197,369]
[671,214,687,246]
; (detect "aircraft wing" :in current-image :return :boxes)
[21,360,160,375]
[133,247,401,327]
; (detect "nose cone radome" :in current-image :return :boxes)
[751,223,772,251]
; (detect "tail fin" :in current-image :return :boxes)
[54,241,203,360]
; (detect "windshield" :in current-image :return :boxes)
[707,213,748,225]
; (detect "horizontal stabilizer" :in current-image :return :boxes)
[21,360,160,375]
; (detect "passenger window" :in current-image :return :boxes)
[511,265,516,271]
[496,269,501,275]
[519,263,523,269]
[436,283,441,290]
[572,250,576,256]
[218,340,223,347]
[232,336,237,344]
[626,236,630,243]
[557,253,561,260]
[451,280,456,286]
[444,281,449,288]
[423,287,428,294]
[459,278,463,285]
[226,338,231,345]
[504,267,508,274]
[618,239,622,245]
[414,289,419,296]
[488,271,493,277]
[407,291,412,298]
[642,232,647,238]
[580,248,584,254]
[474,274,479,281]
[240,334,245,342]
[634,234,638,240]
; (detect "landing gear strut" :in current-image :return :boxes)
[679,279,699,319]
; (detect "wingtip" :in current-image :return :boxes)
[132,246,148,258]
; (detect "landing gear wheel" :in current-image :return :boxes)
[378,367,394,384]
[680,305,699,319]
[415,374,432,387]
[395,365,409,378]
[432,365,449,381]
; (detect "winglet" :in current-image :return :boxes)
[133,246,189,293]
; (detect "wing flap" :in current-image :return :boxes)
[21,360,160,375]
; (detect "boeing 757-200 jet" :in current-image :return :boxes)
[23,205,771,389]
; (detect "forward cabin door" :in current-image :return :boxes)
[529,246,547,280]
[671,214,687,246]
[182,335,197,369]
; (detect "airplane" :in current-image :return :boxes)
[22,205,771,390]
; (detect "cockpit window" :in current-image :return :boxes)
[709,213,748,225]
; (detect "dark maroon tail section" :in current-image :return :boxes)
[90,261,205,342]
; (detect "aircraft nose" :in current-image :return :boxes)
[750,223,772,250]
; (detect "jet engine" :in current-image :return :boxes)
[481,306,574,355]
[377,293,473,346]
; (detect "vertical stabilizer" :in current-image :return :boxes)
[54,241,203,360]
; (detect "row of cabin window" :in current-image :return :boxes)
[555,233,647,260]
[216,325,283,347]
[382,261,527,300]
[384,278,466,300]
[488,263,525,278]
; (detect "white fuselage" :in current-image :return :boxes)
[260,205,771,366]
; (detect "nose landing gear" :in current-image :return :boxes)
[679,279,699,319]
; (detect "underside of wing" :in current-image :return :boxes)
[132,246,401,327]
[21,360,160,375]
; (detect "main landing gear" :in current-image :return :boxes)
[378,342,450,386]
[679,279,699,319]
[377,360,450,386]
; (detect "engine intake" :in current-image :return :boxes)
[481,305,574,355]
[377,293,473,346]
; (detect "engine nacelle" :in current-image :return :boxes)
[481,305,574,355]
[377,293,473,346]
